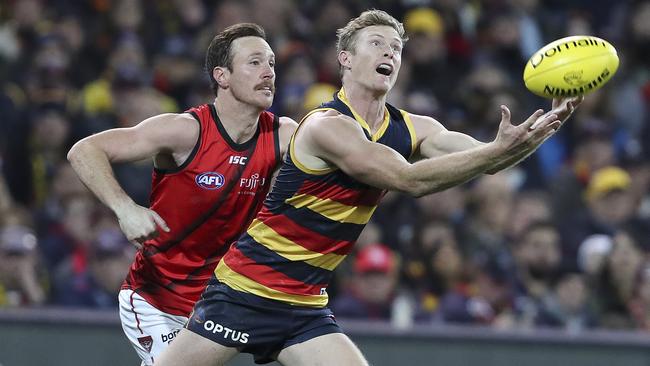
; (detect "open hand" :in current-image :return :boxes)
[494,105,560,157]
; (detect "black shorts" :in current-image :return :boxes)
[186,277,342,364]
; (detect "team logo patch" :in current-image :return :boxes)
[138,335,153,353]
[195,172,225,190]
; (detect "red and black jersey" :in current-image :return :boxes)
[215,88,416,307]
[122,103,281,316]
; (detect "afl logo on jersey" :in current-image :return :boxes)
[195,172,225,190]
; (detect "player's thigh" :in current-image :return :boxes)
[118,290,187,365]
[155,329,240,366]
[276,333,368,366]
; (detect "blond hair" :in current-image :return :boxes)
[336,9,408,55]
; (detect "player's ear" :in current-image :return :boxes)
[338,50,352,71]
[213,66,229,90]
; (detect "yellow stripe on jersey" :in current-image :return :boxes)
[285,193,377,225]
[247,220,346,270]
[215,260,328,308]
[400,110,418,159]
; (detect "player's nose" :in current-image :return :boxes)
[261,66,274,80]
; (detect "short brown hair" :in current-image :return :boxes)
[205,23,266,96]
[336,10,408,55]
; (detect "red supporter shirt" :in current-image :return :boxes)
[122,103,280,316]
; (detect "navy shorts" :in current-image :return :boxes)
[186,277,342,364]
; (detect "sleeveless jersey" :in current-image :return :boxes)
[215,89,417,307]
[122,103,281,316]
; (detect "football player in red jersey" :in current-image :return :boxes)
[67,23,297,365]
[156,11,581,366]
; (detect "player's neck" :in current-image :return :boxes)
[341,84,387,132]
[213,95,262,144]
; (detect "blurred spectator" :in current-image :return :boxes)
[506,190,552,241]
[594,228,646,329]
[40,195,97,273]
[0,208,47,307]
[461,173,515,270]
[405,221,473,323]
[536,273,597,331]
[509,221,562,327]
[332,243,399,320]
[560,166,639,269]
[628,263,650,331]
[52,221,133,308]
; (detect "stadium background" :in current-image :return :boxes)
[0,0,649,365]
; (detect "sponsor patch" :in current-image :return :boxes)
[195,172,225,190]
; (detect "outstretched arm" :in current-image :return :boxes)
[67,113,198,247]
[295,107,560,197]
[413,96,582,174]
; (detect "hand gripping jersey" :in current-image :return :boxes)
[216,89,416,307]
[123,104,281,316]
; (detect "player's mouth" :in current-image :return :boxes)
[376,63,393,76]
[255,82,275,94]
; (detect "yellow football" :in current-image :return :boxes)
[523,35,619,98]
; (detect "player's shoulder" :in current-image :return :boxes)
[144,112,198,125]
[139,113,200,145]
[279,116,298,129]
[304,109,357,129]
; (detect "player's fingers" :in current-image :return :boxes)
[532,120,561,143]
[524,109,545,130]
[498,105,512,128]
[529,111,556,131]
[151,211,170,232]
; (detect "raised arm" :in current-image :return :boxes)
[412,96,582,174]
[67,113,199,247]
[294,108,560,197]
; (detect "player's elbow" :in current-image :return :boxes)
[394,169,431,197]
[402,181,431,198]
[67,140,85,163]
[67,138,100,165]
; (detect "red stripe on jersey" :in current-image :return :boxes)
[261,214,354,255]
[296,179,383,207]
[224,246,326,296]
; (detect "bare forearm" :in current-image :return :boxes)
[402,143,501,196]
[485,148,533,174]
[67,142,135,214]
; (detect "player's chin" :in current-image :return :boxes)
[253,95,274,109]
[374,83,392,95]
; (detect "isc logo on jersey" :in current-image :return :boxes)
[195,172,225,190]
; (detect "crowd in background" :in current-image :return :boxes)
[0,0,649,333]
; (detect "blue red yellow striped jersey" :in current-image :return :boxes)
[216,88,417,307]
